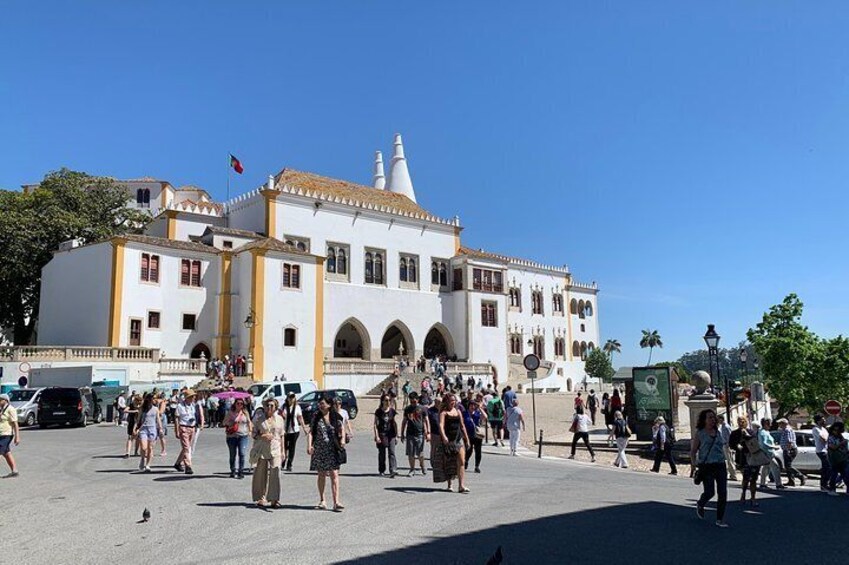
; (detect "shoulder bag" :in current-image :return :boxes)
[745,436,772,467]
[693,433,718,485]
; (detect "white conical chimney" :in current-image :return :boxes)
[373,151,385,189]
[386,133,416,202]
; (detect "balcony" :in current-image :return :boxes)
[0,346,159,363]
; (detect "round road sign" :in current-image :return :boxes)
[18,376,28,387]
[19,362,31,373]
[824,400,842,416]
[523,354,540,372]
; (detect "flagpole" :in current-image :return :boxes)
[226,153,231,228]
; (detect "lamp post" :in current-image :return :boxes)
[739,348,748,386]
[703,324,730,416]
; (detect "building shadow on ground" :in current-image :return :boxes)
[332,489,847,564]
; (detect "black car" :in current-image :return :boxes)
[298,389,358,423]
[38,387,101,428]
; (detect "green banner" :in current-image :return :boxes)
[633,367,671,413]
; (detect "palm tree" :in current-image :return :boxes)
[602,339,621,363]
[639,330,663,365]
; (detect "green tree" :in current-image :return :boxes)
[639,329,663,365]
[654,361,691,384]
[602,339,621,363]
[584,347,615,384]
[747,294,822,420]
[811,336,849,414]
[0,170,149,344]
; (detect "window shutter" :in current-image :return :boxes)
[150,255,159,283]
[181,260,190,286]
[191,261,201,286]
[283,263,291,287]
[291,265,300,288]
[141,254,149,281]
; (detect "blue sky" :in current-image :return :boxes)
[2,2,847,366]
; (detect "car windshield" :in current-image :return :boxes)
[248,384,269,396]
[300,392,318,402]
[9,390,35,402]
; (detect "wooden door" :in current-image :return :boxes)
[129,319,142,346]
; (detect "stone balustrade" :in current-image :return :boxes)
[159,358,207,375]
[0,346,159,363]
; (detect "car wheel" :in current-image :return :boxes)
[79,414,88,428]
[25,413,36,427]
[348,407,358,419]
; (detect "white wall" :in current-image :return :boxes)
[119,244,219,357]
[261,253,318,380]
[228,195,266,235]
[39,242,112,346]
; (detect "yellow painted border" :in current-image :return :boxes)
[216,252,232,357]
[165,210,178,240]
[249,249,266,381]
[314,258,325,388]
[260,189,277,239]
[108,239,126,346]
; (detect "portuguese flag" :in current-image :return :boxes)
[229,153,244,174]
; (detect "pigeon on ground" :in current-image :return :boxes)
[142,508,150,522]
[485,546,503,565]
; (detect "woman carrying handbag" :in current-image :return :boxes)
[689,409,730,528]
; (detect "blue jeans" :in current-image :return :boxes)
[227,436,249,474]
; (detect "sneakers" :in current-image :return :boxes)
[474,467,481,473]
[407,470,415,477]
[144,466,152,473]
[591,457,596,463]
[2,471,19,478]
[696,505,705,520]
[173,463,184,472]
[715,521,729,528]
[567,455,575,460]
[184,466,194,475]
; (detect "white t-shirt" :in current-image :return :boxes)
[117,396,126,409]
[813,425,829,454]
[506,406,524,431]
[281,404,303,433]
[573,414,591,433]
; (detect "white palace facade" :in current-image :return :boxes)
[34,135,600,393]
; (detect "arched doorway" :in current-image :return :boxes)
[424,324,454,358]
[380,321,414,359]
[333,318,370,360]
[190,342,210,359]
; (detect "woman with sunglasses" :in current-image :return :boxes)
[250,398,285,507]
[223,397,253,479]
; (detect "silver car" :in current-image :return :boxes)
[769,429,849,474]
[9,388,44,427]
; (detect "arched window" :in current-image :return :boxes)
[327,248,336,274]
[572,341,580,358]
[431,261,439,285]
[585,302,593,317]
[297,241,307,252]
[533,336,545,359]
[570,299,578,315]
[439,264,447,286]
[365,252,374,284]
[337,248,347,275]
[399,258,408,282]
[143,189,150,207]
[374,253,384,285]
[580,341,588,361]
[588,342,595,351]
[578,300,586,319]
[408,258,417,283]
[136,188,144,205]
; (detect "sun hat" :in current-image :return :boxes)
[654,416,666,424]
[0,393,9,402]
[183,389,197,398]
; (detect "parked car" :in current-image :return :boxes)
[298,389,358,423]
[769,429,849,474]
[37,387,102,428]
[9,388,45,427]
[248,380,317,408]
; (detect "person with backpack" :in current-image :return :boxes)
[587,390,599,426]
[568,406,596,462]
[651,416,678,475]
[486,393,505,447]
[612,410,631,468]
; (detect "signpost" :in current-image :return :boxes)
[825,400,842,417]
[523,354,541,441]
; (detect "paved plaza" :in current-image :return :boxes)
[1,423,846,564]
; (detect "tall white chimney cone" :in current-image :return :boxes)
[386,133,416,203]
[373,151,385,189]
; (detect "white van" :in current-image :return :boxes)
[248,380,317,407]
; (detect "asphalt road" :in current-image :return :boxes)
[1,422,845,565]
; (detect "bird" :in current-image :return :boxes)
[142,508,150,522]
[485,546,503,565]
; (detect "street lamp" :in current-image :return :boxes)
[703,324,730,416]
[243,308,257,329]
[740,348,748,385]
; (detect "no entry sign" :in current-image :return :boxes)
[824,400,842,416]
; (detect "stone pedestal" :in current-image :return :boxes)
[684,394,720,440]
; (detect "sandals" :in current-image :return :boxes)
[270,502,282,509]
[256,499,267,508]
[459,487,470,494]
[315,501,327,510]
[333,504,345,512]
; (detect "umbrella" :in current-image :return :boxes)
[213,391,252,400]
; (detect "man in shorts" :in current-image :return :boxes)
[0,393,21,478]
[400,392,430,476]
[486,393,505,447]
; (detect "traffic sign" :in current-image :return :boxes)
[523,354,540,372]
[18,376,28,387]
[824,400,842,416]
[527,370,537,380]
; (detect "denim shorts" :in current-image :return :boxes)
[0,435,12,455]
[138,427,158,442]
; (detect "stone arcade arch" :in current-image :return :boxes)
[190,342,211,359]
[333,318,371,360]
[423,324,455,359]
[380,321,415,359]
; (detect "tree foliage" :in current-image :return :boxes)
[584,347,615,384]
[654,361,691,384]
[746,294,824,420]
[639,329,663,365]
[0,170,149,344]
